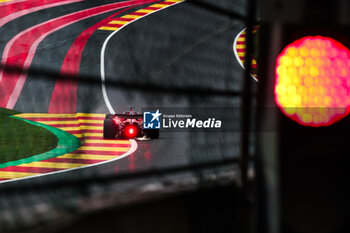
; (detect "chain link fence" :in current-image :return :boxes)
[0,0,258,232]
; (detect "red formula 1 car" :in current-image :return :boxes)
[103,107,159,139]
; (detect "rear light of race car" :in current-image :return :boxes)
[124,125,138,138]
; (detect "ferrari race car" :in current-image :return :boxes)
[103,108,159,139]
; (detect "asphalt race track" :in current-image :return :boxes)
[0,0,247,193]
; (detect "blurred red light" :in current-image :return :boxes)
[275,36,350,127]
[125,125,137,138]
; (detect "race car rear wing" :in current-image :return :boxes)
[114,114,143,119]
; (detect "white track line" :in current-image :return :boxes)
[100,0,185,114]
[233,27,258,82]
[0,139,138,184]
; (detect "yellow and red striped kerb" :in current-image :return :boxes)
[98,0,184,31]
[0,113,131,181]
[234,26,259,80]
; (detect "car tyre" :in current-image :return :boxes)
[103,118,118,139]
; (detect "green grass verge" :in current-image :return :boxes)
[0,108,20,116]
[0,108,58,164]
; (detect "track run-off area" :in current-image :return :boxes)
[0,0,184,182]
[0,0,183,110]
